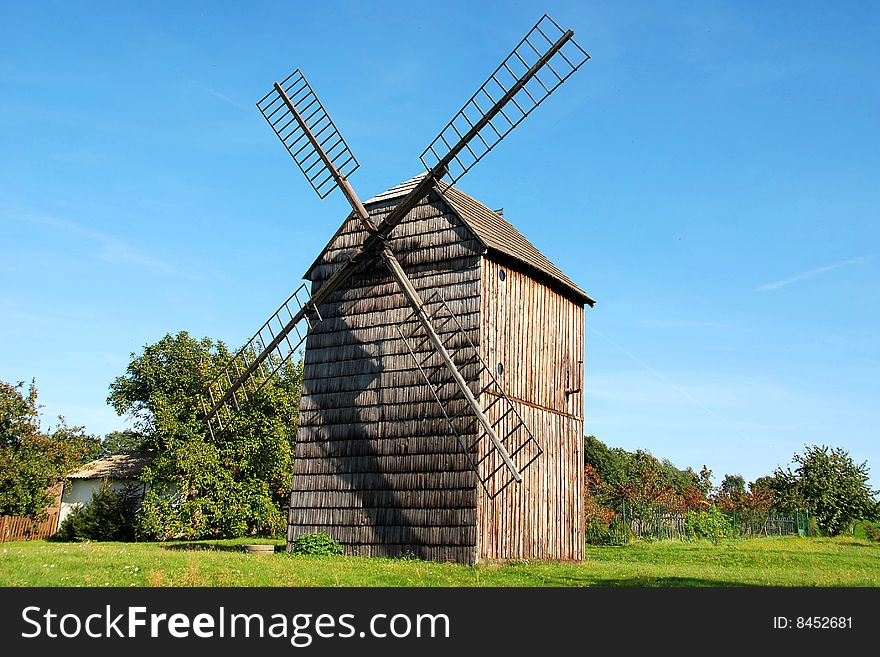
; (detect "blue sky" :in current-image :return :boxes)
[1,1,878,489]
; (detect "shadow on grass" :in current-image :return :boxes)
[499,570,758,587]
[583,577,759,587]
[162,543,284,553]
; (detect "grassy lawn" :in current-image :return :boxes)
[1,536,878,587]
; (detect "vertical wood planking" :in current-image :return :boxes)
[477,258,585,561]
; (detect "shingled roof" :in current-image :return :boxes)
[66,450,153,480]
[306,175,594,306]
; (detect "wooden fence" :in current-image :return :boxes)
[0,510,59,542]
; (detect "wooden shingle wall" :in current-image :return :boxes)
[290,192,484,563]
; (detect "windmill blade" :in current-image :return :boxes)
[378,245,526,484]
[201,283,321,438]
[361,13,589,246]
[257,69,360,199]
[202,69,380,435]
[396,291,542,498]
[420,13,589,184]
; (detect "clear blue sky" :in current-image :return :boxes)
[2,1,878,489]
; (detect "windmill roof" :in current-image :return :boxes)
[307,175,594,306]
[66,450,154,480]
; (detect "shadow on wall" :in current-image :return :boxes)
[291,267,425,557]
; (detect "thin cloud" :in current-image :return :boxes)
[640,319,727,329]
[186,78,246,109]
[755,256,872,292]
[17,213,175,273]
[584,323,761,447]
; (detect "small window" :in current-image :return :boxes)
[499,270,506,281]
[497,362,504,375]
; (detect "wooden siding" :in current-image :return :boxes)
[477,258,585,561]
[290,191,484,564]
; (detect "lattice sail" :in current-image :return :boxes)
[256,69,360,198]
[201,283,321,438]
[420,14,589,183]
[397,292,542,498]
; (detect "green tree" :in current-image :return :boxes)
[584,435,708,511]
[697,465,713,496]
[751,473,803,512]
[721,474,746,495]
[776,445,878,536]
[108,331,303,539]
[0,380,101,517]
[101,429,147,455]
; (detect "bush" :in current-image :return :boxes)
[585,527,628,546]
[134,478,286,541]
[289,531,343,556]
[585,515,628,546]
[687,506,733,543]
[55,480,141,541]
[863,523,880,542]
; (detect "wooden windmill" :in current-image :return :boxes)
[202,14,594,563]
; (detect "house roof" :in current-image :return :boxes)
[306,175,595,306]
[66,450,154,480]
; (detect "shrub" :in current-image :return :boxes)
[55,479,141,541]
[585,523,628,546]
[134,478,286,541]
[863,523,880,542]
[687,506,733,544]
[289,531,343,556]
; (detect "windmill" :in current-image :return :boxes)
[202,14,593,562]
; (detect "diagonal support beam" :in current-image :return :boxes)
[377,245,522,482]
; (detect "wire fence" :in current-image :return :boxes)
[586,504,811,545]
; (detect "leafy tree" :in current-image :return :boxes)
[584,435,708,512]
[776,445,878,536]
[712,473,747,509]
[721,474,746,495]
[739,482,773,516]
[101,429,147,455]
[601,449,673,512]
[0,380,101,517]
[697,465,713,496]
[659,459,699,497]
[108,331,302,539]
[751,473,803,513]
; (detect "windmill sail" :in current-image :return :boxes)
[397,291,542,498]
[202,283,320,438]
[420,13,589,183]
[368,13,589,243]
[256,69,360,199]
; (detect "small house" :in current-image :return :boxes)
[58,450,153,529]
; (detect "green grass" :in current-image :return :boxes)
[1,536,878,587]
